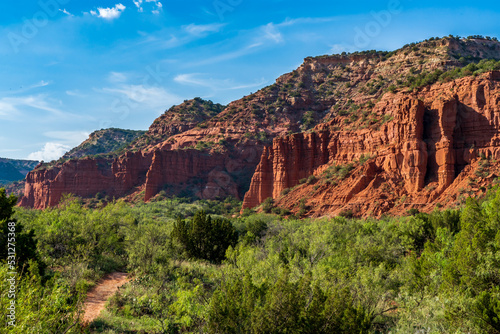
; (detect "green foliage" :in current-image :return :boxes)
[306,174,317,184]
[403,59,500,89]
[242,219,268,244]
[0,263,81,333]
[207,271,371,334]
[261,197,275,213]
[322,163,355,182]
[301,110,316,129]
[63,128,146,160]
[0,189,43,273]
[172,211,238,263]
[195,140,215,150]
[358,154,371,165]
[339,209,354,219]
[8,186,500,333]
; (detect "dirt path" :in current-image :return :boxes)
[82,272,130,324]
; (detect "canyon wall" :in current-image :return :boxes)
[20,146,258,209]
[243,73,500,216]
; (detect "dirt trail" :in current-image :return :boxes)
[82,272,130,324]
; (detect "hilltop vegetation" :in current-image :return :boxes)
[61,128,146,161]
[2,186,500,333]
[125,97,226,153]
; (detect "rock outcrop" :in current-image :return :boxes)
[20,145,260,209]
[243,73,500,216]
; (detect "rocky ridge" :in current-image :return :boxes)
[18,36,500,215]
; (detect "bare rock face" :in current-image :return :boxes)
[243,74,500,217]
[143,148,240,202]
[19,146,257,209]
[20,152,152,209]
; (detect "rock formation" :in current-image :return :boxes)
[18,37,500,216]
[243,72,500,216]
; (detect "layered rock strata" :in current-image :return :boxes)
[243,73,500,216]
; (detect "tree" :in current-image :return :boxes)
[172,211,238,263]
[0,188,42,274]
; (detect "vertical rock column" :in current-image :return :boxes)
[399,99,428,193]
[242,146,274,208]
[434,99,457,188]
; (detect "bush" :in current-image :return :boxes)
[407,208,420,216]
[262,197,275,213]
[339,209,354,219]
[172,211,238,263]
[207,272,371,334]
[0,189,43,274]
[306,175,317,184]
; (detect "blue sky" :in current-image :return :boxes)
[1,0,500,160]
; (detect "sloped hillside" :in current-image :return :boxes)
[0,158,39,185]
[243,71,500,217]
[19,36,500,213]
[62,128,146,160]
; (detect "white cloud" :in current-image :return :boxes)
[186,22,287,67]
[262,23,284,44]
[44,131,90,144]
[59,8,74,16]
[108,72,127,83]
[28,142,71,161]
[65,90,86,97]
[276,17,338,28]
[188,43,261,66]
[101,84,182,112]
[0,95,63,118]
[133,0,162,14]
[133,0,143,11]
[36,80,51,87]
[174,73,267,91]
[0,80,51,96]
[91,4,126,20]
[183,23,225,36]
[0,99,20,117]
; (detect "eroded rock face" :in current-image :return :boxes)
[243,74,500,216]
[20,152,152,209]
[19,145,258,209]
[143,149,241,202]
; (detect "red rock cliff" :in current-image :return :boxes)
[243,73,500,216]
[20,143,260,209]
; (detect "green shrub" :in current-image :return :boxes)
[306,175,317,184]
[172,211,238,263]
[0,189,43,274]
[262,197,275,213]
[207,272,371,334]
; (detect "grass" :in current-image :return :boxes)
[89,308,165,333]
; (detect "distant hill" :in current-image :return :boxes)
[61,128,146,160]
[0,158,39,185]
